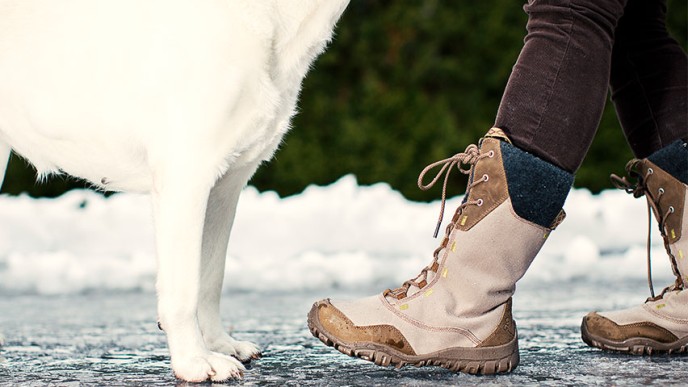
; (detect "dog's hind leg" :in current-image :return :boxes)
[152,164,245,382]
[0,142,11,191]
[197,162,262,362]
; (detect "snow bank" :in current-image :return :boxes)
[0,175,675,295]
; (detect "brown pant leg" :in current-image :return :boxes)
[609,0,688,158]
[495,0,627,172]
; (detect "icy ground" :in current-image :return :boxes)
[0,176,686,385]
[0,282,687,386]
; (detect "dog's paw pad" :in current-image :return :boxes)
[173,352,245,382]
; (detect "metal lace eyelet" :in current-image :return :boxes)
[482,174,489,182]
[659,188,665,195]
[476,199,484,206]
[669,206,675,213]
[647,168,654,175]
[488,150,495,158]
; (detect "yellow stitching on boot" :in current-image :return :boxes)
[399,304,409,311]
[460,216,468,226]
[543,231,549,240]
[656,303,666,309]
[680,250,684,259]
[671,229,676,239]
[451,241,456,252]
[424,289,434,297]
[442,268,448,278]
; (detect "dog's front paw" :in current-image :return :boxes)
[172,351,245,382]
[206,334,262,363]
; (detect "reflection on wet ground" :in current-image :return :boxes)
[0,280,686,386]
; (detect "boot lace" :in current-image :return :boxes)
[383,143,493,300]
[611,159,682,301]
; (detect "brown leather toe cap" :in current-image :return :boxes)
[583,312,678,343]
[315,299,417,356]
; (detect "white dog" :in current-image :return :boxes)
[0,0,349,382]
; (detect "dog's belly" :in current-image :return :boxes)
[2,129,154,192]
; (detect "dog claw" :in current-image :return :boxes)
[251,352,262,360]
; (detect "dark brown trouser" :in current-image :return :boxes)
[495,0,687,172]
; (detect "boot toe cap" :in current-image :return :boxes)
[582,311,678,343]
[307,298,417,356]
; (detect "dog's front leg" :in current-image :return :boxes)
[152,169,245,382]
[197,163,262,362]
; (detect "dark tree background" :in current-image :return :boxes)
[2,0,686,201]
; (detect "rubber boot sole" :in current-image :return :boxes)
[581,317,688,355]
[307,301,519,375]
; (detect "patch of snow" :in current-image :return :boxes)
[0,175,674,295]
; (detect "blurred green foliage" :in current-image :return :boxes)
[2,0,686,200]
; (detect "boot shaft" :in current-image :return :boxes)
[631,157,686,244]
[631,141,687,240]
[387,128,573,316]
[613,140,688,289]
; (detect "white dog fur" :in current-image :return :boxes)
[0,0,349,382]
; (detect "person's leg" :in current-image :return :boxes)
[609,0,687,157]
[495,0,627,173]
[308,1,637,374]
[582,0,688,355]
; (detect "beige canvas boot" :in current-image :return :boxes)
[582,140,688,354]
[307,128,573,374]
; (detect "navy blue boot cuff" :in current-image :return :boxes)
[500,141,574,228]
[647,140,688,185]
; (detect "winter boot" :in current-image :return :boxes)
[307,128,573,374]
[582,140,688,354]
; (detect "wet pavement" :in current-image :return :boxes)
[0,279,686,386]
